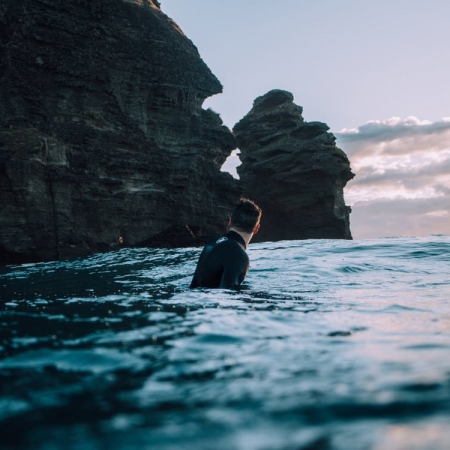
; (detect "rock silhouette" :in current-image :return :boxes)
[234,90,354,242]
[0,0,240,264]
[0,1,353,265]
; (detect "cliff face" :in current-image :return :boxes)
[234,90,354,242]
[0,0,241,264]
[0,2,354,266]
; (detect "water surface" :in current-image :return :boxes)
[1,236,450,449]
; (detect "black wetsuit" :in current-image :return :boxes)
[190,231,249,289]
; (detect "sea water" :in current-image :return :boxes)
[1,235,449,450]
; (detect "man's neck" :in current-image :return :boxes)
[229,227,253,247]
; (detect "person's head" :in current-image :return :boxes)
[229,198,262,234]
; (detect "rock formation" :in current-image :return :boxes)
[0,2,354,266]
[0,0,241,264]
[234,90,354,242]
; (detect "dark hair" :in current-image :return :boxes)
[231,198,262,233]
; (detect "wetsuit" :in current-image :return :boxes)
[190,231,249,289]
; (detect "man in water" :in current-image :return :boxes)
[190,198,262,289]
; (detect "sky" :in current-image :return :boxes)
[161,0,450,239]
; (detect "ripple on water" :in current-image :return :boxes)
[1,236,450,449]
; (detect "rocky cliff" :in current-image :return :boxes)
[0,2,354,266]
[0,0,241,264]
[234,90,354,242]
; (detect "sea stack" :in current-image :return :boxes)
[0,2,355,266]
[234,90,354,242]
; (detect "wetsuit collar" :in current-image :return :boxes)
[227,230,247,249]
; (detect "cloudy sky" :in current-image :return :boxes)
[162,0,450,239]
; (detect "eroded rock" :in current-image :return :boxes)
[234,90,354,242]
[0,2,355,266]
[0,0,241,264]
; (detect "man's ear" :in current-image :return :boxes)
[227,218,232,229]
[253,223,260,234]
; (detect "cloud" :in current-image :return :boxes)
[336,117,450,238]
[348,153,450,189]
[337,116,450,159]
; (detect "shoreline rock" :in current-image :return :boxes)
[234,90,354,242]
[0,2,354,266]
[0,0,241,265]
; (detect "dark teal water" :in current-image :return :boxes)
[1,236,450,450]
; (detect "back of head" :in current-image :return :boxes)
[231,198,262,233]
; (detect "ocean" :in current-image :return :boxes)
[1,235,449,450]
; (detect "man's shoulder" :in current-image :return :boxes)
[220,239,248,261]
[207,234,244,254]
[207,233,237,246]
[204,234,228,247]
[205,232,246,255]
[214,235,229,245]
